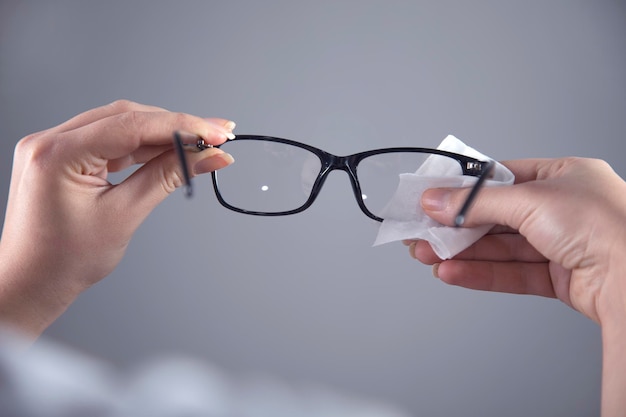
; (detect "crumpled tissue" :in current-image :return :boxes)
[373,135,515,259]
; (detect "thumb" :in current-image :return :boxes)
[420,184,537,231]
[109,148,233,227]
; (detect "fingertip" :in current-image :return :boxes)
[204,117,235,128]
[203,118,237,141]
[407,241,417,259]
[432,263,440,278]
[218,152,235,167]
[420,188,461,226]
[413,240,443,265]
[224,121,237,132]
[421,188,451,212]
[192,150,234,175]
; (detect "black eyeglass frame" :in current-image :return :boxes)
[174,133,494,226]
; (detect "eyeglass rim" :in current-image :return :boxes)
[214,135,485,172]
[209,135,491,222]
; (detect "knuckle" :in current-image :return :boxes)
[172,111,194,129]
[539,157,583,179]
[160,167,184,195]
[171,112,207,135]
[556,157,613,178]
[14,132,56,167]
[586,157,612,172]
[115,111,143,145]
[108,99,137,111]
[157,156,186,195]
[15,132,41,149]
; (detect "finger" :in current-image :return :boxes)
[409,233,547,265]
[420,158,581,228]
[64,111,235,164]
[420,180,552,230]
[108,147,234,228]
[205,118,236,132]
[401,224,516,246]
[500,158,564,184]
[458,234,547,262]
[433,259,557,299]
[406,240,441,264]
[487,224,518,234]
[106,144,172,173]
[105,123,233,171]
[48,100,168,134]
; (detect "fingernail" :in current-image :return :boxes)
[222,152,235,164]
[421,189,451,212]
[193,152,234,174]
[223,121,236,139]
[205,119,237,139]
[408,242,417,259]
[224,121,237,131]
[432,263,440,278]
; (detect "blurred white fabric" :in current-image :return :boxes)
[374,135,515,259]
[0,331,410,417]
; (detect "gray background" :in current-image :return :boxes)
[1,1,625,415]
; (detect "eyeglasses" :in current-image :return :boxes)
[174,133,494,226]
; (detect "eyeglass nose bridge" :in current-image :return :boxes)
[310,153,380,222]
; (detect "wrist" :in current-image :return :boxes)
[597,253,626,416]
[599,313,626,416]
[0,243,82,341]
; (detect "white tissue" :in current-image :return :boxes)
[373,135,514,259]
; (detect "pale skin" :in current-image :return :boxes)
[0,100,235,339]
[404,158,626,416]
[0,102,624,414]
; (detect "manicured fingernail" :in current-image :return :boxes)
[421,189,451,212]
[432,263,440,278]
[223,121,236,139]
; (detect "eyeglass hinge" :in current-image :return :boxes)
[195,138,212,151]
[180,137,213,152]
[466,161,483,173]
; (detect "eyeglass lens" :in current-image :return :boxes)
[215,139,321,213]
[357,152,464,218]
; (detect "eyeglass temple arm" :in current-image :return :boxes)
[173,132,212,198]
[454,159,495,227]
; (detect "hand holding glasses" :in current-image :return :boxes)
[174,133,494,226]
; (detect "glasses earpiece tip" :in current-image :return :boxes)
[184,184,193,198]
[454,214,465,227]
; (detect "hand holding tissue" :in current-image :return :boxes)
[374,135,515,259]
